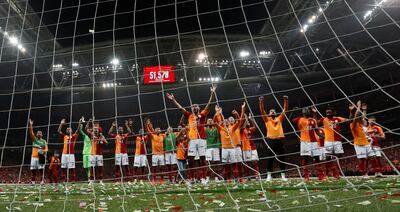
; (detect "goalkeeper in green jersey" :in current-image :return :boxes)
[79,117,92,182]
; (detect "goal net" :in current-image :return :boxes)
[0,0,399,211]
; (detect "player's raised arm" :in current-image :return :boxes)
[57,118,66,135]
[145,119,154,139]
[166,93,187,113]
[233,102,246,131]
[282,95,289,114]
[352,100,364,123]
[259,96,269,123]
[125,120,132,135]
[108,121,117,138]
[28,119,36,141]
[204,85,216,111]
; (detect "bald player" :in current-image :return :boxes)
[28,119,48,184]
[167,85,216,184]
[259,95,288,181]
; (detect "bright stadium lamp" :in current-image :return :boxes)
[72,62,79,67]
[9,36,18,45]
[198,53,207,60]
[239,50,249,58]
[110,58,119,66]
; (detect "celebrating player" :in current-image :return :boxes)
[292,107,326,181]
[48,150,60,189]
[28,119,48,184]
[146,119,165,184]
[133,129,148,183]
[349,101,374,178]
[78,117,92,182]
[314,107,347,179]
[87,121,108,184]
[241,113,259,180]
[205,117,221,182]
[214,102,246,182]
[166,85,216,184]
[259,95,288,181]
[108,120,132,181]
[176,125,189,182]
[57,118,79,182]
[164,126,178,183]
[368,116,385,177]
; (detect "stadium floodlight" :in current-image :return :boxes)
[215,77,220,82]
[364,10,373,19]
[4,32,8,36]
[17,44,23,49]
[180,78,184,82]
[198,53,207,60]
[316,48,320,52]
[239,50,250,58]
[21,48,26,53]
[9,36,18,45]
[207,77,210,81]
[199,78,202,81]
[318,7,323,12]
[110,58,119,66]
[53,64,63,68]
[72,62,79,67]
[102,83,106,88]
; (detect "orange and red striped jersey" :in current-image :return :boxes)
[135,135,147,155]
[150,133,165,155]
[292,117,318,142]
[110,133,129,154]
[185,109,209,140]
[62,133,78,154]
[368,125,385,146]
[241,127,256,151]
[319,117,346,142]
[350,122,369,146]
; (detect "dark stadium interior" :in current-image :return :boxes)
[0,0,399,177]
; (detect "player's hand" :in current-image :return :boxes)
[248,113,253,120]
[60,118,66,124]
[146,118,151,125]
[283,95,288,100]
[215,105,222,113]
[259,96,264,101]
[356,100,362,109]
[29,119,33,125]
[112,121,116,127]
[361,103,367,110]
[125,120,129,125]
[242,102,246,109]
[210,85,217,93]
[232,110,238,115]
[349,104,355,111]
[128,118,133,125]
[311,106,317,113]
[166,93,175,100]
[79,116,85,123]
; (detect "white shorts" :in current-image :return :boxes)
[243,150,259,161]
[165,152,177,165]
[90,155,104,167]
[221,148,236,163]
[354,144,375,159]
[134,155,148,167]
[152,154,165,166]
[115,153,129,166]
[188,139,206,158]
[61,154,75,169]
[235,147,243,163]
[319,147,327,161]
[372,146,382,157]
[325,141,344,154]
[206,148,220,161]
[300,142,321,157]
[30,157,44,170]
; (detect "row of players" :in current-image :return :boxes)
[27,86,385,184]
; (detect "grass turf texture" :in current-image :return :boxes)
[1,177,400,211]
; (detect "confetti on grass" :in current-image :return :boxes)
[357,200,371,205]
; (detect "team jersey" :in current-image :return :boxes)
[80,128,91,155]
[292,117,318,142]
[264,115,285,139]
[185,109,209,140]
[241,127,256,151]
[89,132,104,155]
[205,127,220,148]
[319,117,346,141]
[135,136,147,155]
[110,133,129,154]
[350,122,369,146]
[368,125,385,146]
[29,127,48,158]
[164,133,177,152]
[215,122,241,149]
[49,156,60,171]
[229,124,242,146]
[62,133,78,154]
[176,139,187,160]
[150,133,165,155]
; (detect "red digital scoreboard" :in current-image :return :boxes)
[143,65,175,84]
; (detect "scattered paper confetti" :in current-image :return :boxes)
[247,208,261,212]
[357,200,371,205]
[333,205,343,208]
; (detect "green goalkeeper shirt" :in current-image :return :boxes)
[80,127,91,155]
[206,127,220,148]
[164,133,177,152]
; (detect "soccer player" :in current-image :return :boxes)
[259,95,288,181]
[292,107,326,181]
[87,121,108,184]
[57,118,79,182]
[28,119,48,184]
[166,85,216,184]
[79,118,92,182]
[241,114,259,180]
[176,125,188,182]
[146,119,165,184]
[108,120,132,181]
[315,107,347,179]
[164,126,179,183]
[48,150,60,188]
[205,117,221,182]
[133,129,148,183]
[214,102,246,182]
[368,116,385,177]
[349,101,374,178]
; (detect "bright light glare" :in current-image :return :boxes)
[72,62,79,67]
[110,58,119,65]
[9,36,18,45]
[239,50,250,58]
[198,53,206,60]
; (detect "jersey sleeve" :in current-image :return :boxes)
[201,109,209,117]
[184,111,191,118]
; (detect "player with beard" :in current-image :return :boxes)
[87,120,108,184]
[28,119,48,184]
[57,118,79,182]
[368,116,385,177]
[259,96,288,181]
[108,120,132,181]
[133,129,148,184]
[241,114,259,180]
[166,85,216,184]
[146,119,166,184]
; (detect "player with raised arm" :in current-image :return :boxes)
[77,117,92,183]
[146,118,166,184]
[259,95,288,181]
[57,118,79,182]
[87,121,108,184]
[349,101,374,178]
[368,116,385,177]
[292,107,326,181]
[241,113,259,180]
[164,126,180,183]
[166,85,216,184]
[108,120,132,181]
[133,129,148,184]
[214,102,246,183]
[205,116,221,182]
[314,106,347,179]
[176,124,189,182]
[28,119,48,184]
